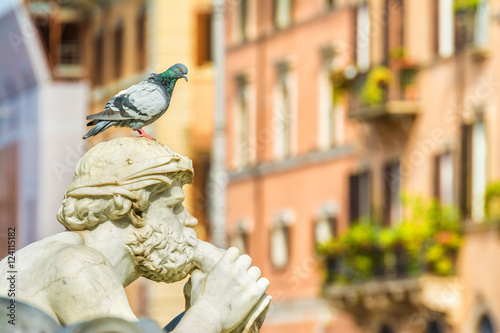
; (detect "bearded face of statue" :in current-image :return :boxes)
[126,180,199,283]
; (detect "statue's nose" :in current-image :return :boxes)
[184,212,198,227]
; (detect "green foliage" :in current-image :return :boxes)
[330,68,357,104]
[317,195,462,284]
[389,47,407,60]
[485,181,500,220]
[359,66,392,106]
[454,0,479,13]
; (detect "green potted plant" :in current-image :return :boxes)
[454,0,479,14]
[359,66,392,106]
[485,181,500,221]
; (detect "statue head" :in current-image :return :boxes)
[57,137,199,283]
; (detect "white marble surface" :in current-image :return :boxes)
[0,138,270,332]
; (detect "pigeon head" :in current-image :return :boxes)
[157,63,188,83]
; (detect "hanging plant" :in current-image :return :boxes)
[317,194,462,284]
[359,66,392,106]
[485,181,500,220]
[330,66,358,104]
[454,0,480,13]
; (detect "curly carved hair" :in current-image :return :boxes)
[57,184,164,231]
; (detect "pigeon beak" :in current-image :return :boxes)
[183,75,188,82]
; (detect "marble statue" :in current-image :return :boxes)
[0,137,270,332]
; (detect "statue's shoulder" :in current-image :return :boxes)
[2,232,84,269]
[46,239,121,296]
[15,232,114,278]
[51,241,112,273]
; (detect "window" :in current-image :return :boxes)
[318,50,343,150]
[137,7,147,71]
[460,115,487,221]
[383,0,404,61]
[383,161,401,226]
[460,123,472,217]
[379,324,395,333]
[196,10,212,65]
[474,0,490,48]
[232,221,250,254]
[234,76,251,169]
[433,0,454,57]
[356,2,370,72]
[58,23,81,66]
[427,320,444,333]
[479,314,495,333]
[271,211,294,268]
[315,202,339,244]
[455,0,490,50]
[315,216,337,244]
[114,22,124,79]
[274,63,295,160]
[472,116,487,221]
[239,0,249,41]
[93,31,104,86]
[349,171,371,224]
[273,0,292,29]
[434,152,454,204]
[326,0,336,9]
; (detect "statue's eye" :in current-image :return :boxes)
[173,203,184,214]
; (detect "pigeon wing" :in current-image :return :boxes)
[86,83,167,122]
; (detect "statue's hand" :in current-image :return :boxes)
[189,247,269,333]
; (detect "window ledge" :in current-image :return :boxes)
[468,44,491,61]
[463,219,500,233]
[228,144,354,182]
[349,100,421,121]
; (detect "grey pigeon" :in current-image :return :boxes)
[83,63,188,140]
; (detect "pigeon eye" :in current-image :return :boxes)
[178,68,182,72]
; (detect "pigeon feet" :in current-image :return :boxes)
[137,129,156,141]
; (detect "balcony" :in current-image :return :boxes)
[317,198,462,324]
[325,275,460,323]
[346,62,420,121]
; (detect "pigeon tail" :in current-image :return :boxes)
[83,121,114,139]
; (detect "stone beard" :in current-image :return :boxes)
[127,217,199,283]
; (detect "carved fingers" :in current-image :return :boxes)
[192,247,269,333]
[247,266,261,281]
[235,254,252,270]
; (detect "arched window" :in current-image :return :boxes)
[379,324,394,333]
[232,219,251,254]
[479,314,494,333]
[270,210,295,268]
[315,201,339,244]
[427,320,443,333]
[114,21,124,79]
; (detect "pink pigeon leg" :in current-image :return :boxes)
[137,129,156,140]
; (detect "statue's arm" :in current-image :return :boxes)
[47,245,138,326]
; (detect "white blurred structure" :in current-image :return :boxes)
[0,0,88,249]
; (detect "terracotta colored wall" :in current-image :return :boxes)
[0,144,18,259]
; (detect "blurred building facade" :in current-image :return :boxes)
[0,0,88,257]
[224,1,358,331]
[225,0,500,332]
[5,0,215,327]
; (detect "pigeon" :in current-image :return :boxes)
[83,63,188,140]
